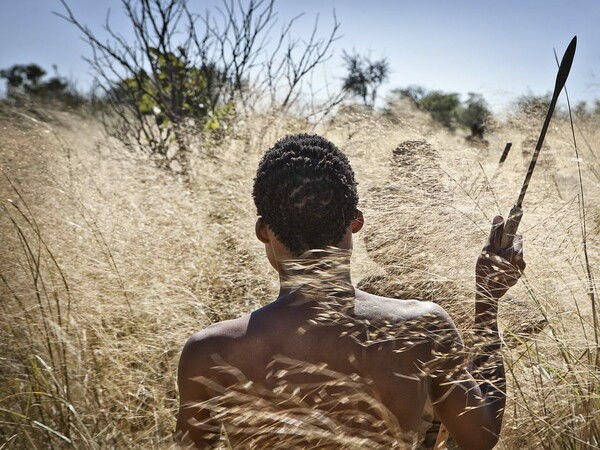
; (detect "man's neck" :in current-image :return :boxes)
[276,248,354,298]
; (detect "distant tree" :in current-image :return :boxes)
[383,85,493,132]
[1,64,48,93]
[573,100,588,118]
[0,63,82,105]
[418,91,461,129]
[341,51,389,108]
[396,85,426,105]
[592,100,600,117]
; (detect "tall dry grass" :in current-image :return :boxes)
[0,100,599,448]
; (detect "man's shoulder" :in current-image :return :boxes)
[179,315,252,370]
[355,289,451,323]
[353,290,461,353]
[184,314,251,350]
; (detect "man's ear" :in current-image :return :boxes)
[255,217,270,244]
[351,209,364,233]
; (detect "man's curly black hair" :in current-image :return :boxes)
[252,133,359,256]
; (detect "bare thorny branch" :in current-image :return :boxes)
[56,0,342,176]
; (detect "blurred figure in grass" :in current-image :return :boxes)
[466,120,489,147]
[176,134,525,449]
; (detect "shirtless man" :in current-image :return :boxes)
[176,134,525,449]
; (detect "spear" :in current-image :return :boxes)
[500,36,577,248]
[434,35,577,450]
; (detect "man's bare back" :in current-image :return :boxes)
[177,287,451,443]
[176,134,525,449]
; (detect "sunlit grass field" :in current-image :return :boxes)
[1,100,598,449]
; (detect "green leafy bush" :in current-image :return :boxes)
[111,47,234,134]
[418,91,461,129]
[387,87,492,132]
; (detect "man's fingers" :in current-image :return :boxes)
[478,219,526,297]
[487,215,504,250]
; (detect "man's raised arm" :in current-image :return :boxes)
[428,216,525,450]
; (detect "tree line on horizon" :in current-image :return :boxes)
[2,0,599,174]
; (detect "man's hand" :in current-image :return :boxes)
[476,215,526,302]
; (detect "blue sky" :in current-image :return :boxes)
[1,0,598,113]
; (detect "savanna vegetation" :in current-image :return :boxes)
[1,1,599,449]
